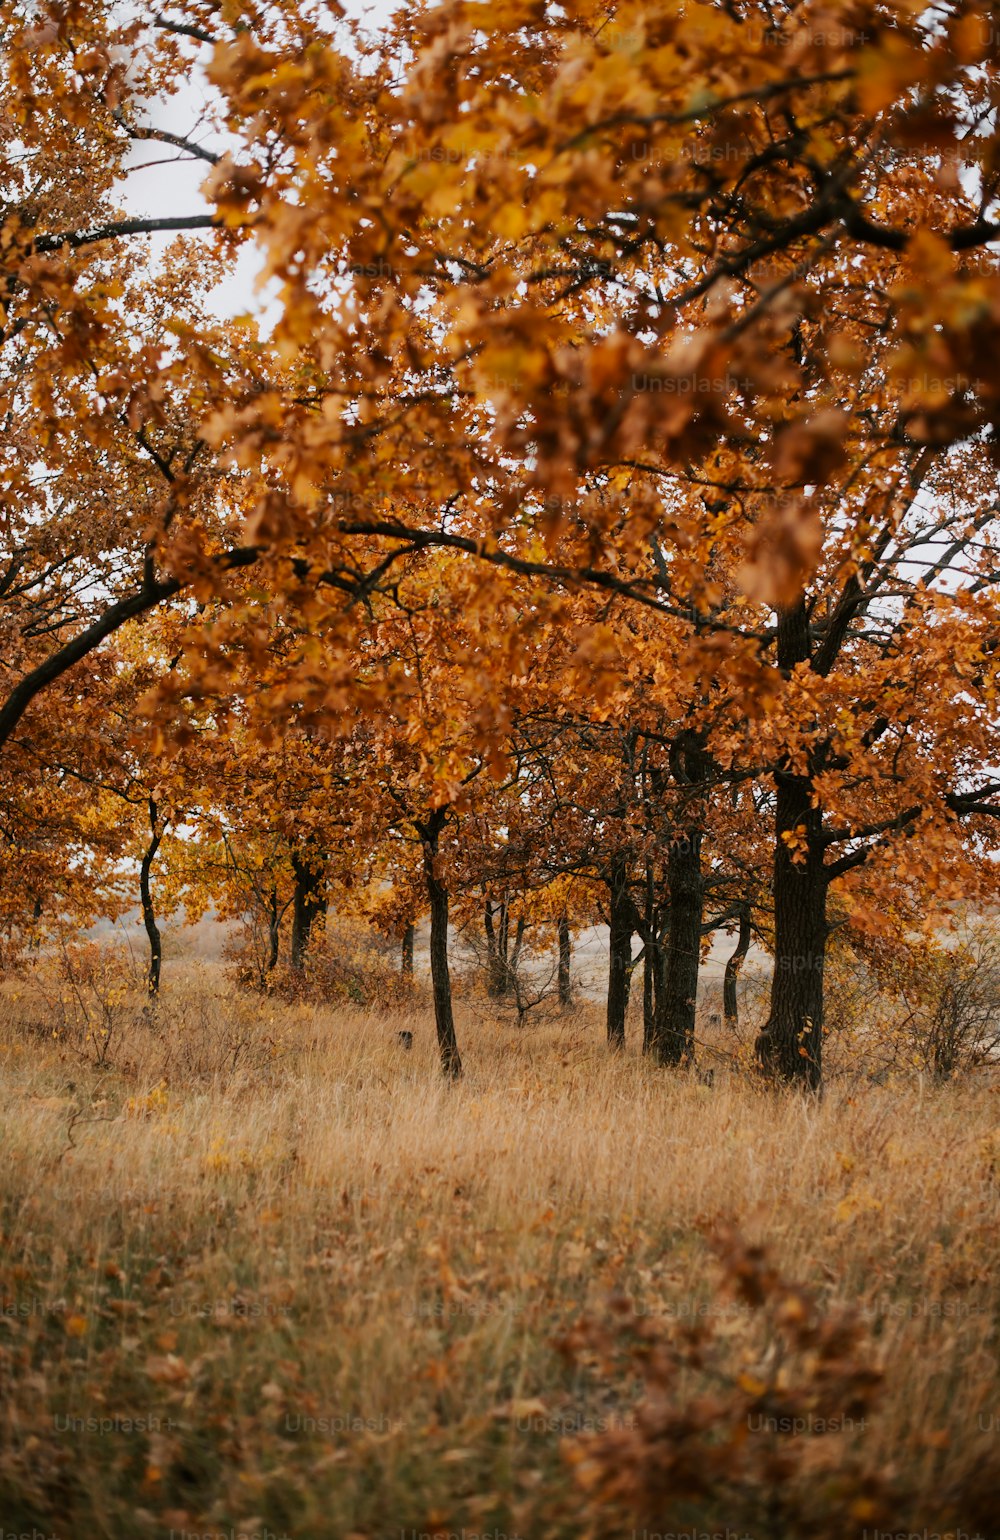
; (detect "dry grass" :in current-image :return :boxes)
[1,965,999,1539]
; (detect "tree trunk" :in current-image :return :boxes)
[484,896,521,999]
[641,863,660,1054]
[290,844,326,970]
[756,770,827,1088]
[650,829,702,1065]
[756,601,827,1090]
[484,899,508,999]
[723,904,751,1029]
[642,941,655,1049]
[266,882,280,975]
[606,858,633,1049]
[401,921,414,980]
[498,897,510,990]
[140,797,163,997]
[509,914,525,981]
[420,810,462,1078]
[557,914,571,1008]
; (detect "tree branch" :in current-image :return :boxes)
[0,547,258,752]
[32,215,222,256]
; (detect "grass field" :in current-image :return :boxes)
[1,970,999,1540]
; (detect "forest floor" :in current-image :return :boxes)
[1,970,999,1540]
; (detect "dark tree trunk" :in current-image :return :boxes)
[641,863,661,1054]
[401,921,414,980]
[606,858,633,1050]
[266,882,280,975]
[756,772,827,1088]
[419,810,462,1078]
[485,895,518,999]
[140,798,163,996]
[557,914,571,1008]
[484,899,506,998]
[756,601,827,1090]
[509,915,525,980]
[498,898,510,982]
[650,829,702,1065]
[723,904,751,1028]
[653,942,667,1040]
[290,844,326,970]
[642,941,655,1050]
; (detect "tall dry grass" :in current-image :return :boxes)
[1,963,998,1539]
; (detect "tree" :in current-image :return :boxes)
[195,0,1000,1087]
[5,0,1000,1103]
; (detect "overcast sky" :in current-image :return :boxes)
[117,0,399,321]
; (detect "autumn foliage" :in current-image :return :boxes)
[2,2,1000,1521]
[2,0,1000,1085]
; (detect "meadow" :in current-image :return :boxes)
[1,961,999,1540]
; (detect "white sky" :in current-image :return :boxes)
[116,0,400,320]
